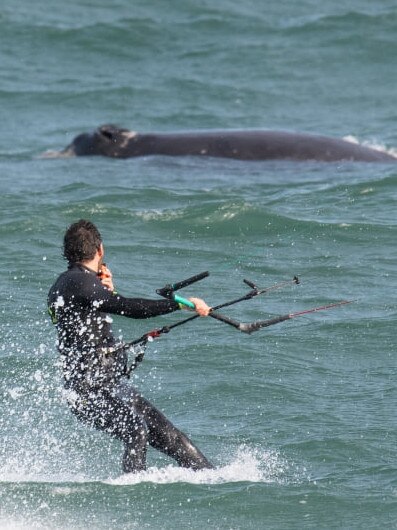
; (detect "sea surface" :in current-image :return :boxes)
[0,0,396,528]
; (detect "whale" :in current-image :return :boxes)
[44,124,397,163]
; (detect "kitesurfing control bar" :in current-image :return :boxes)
[156,271,209,297]
[157,274,300,326]
[156,271,210,309]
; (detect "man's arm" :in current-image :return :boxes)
[79,275,180,318]
[83,266,210,319]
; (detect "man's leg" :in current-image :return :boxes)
[114,384,214,470]
[70,388,149,473]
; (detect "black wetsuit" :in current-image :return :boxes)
[48,263,213,472]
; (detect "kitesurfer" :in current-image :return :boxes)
[47,219,213,473]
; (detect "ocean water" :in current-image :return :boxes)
[0,0,396,528]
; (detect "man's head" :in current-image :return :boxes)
[63,219,103,264]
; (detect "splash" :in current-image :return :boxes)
[105,444,287,486]
[0,518,66,530]
[343,135,397,158]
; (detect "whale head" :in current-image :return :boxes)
[41,124,138,158]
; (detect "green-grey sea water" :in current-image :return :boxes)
[0,1,396,528]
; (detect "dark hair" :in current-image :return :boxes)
[63,219,102,263]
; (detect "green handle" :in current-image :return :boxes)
[174,294,196,309]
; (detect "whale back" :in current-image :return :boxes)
[53,125,397,163]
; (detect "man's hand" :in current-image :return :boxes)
[99,264,115,292]
[188,297,211,317]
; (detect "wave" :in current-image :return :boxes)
[280,8,397,33]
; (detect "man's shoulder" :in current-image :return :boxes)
[49,266,85,294]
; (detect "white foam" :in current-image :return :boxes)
[0,519,39,530]
[0,445,289,487]
[343,135,397,157]
[0,517,73,530]
[105,444,286,486]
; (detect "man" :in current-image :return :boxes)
[48,219,213,473]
